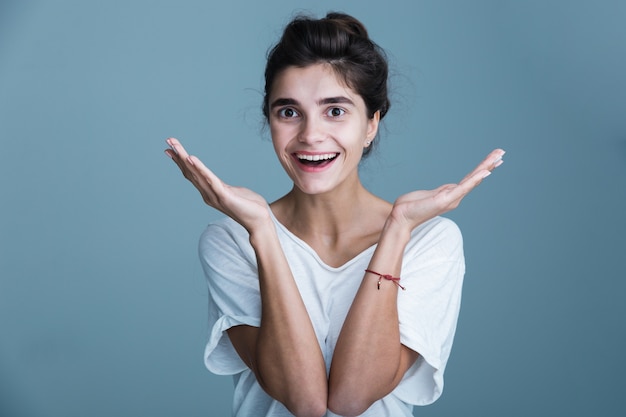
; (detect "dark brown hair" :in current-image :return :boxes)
[263,12,390,156]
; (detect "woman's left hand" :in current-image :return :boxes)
[388,149,505,231]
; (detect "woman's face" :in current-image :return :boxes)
[268,63,379,196]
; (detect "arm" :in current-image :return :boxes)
[328,220,417,416]
[228,223,327,417]
[165,139,327,417]
[328,149,505,416]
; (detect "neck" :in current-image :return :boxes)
[271,179,390,241]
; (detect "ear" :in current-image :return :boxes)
[364,110,381,146]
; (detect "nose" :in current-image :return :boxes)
[298,116,325,144]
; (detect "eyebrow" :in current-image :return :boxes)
[270,98,299,109]
[270,96,355,109]
[319,96,355,106]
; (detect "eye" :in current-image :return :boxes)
[278,107,299,118]
[326,107,346,117]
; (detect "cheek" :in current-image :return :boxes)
[269,129,291,164]
[269,123,278,142]
[269,125,283,149]
[270,124,297,151]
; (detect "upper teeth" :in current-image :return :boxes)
[296,153,337,161]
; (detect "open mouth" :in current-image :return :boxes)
[294,153,339,167]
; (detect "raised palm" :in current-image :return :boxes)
[165,138,271,231]
[389,149,505,229]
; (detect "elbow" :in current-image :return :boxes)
[285,398,327,417]
[255,367,327,416]
[277,382,327,417]
[327,392,372,417]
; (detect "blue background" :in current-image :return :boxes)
[1,1,625,416]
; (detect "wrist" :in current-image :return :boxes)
[248,220,279,248]
[372,220,411,262]
[380,217,412,245]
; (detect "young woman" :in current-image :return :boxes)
[165,12,504,417]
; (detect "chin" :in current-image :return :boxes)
[291,179,337,196]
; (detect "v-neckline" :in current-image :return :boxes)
[268,209,377,271]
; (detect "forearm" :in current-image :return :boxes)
[247,224,327,416]
[328,220,415,416]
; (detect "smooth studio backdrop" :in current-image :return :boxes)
[1,1,625,416]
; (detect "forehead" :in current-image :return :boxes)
[270,63,362,105]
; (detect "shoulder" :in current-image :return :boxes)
[405,216,463,262]
[198,216,252,259]
[200,216,246,241]
[412,216,462,240]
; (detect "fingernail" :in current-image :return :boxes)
[164,150,173,159]
[494,159,504,168]
[482,170,492,179]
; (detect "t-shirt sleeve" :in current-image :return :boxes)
[393,217,466,406]
[197,219,261,376]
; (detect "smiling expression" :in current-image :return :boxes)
[268,63,379,196]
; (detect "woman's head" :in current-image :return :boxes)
[263,12,390,156]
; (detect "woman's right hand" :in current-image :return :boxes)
[164,138,272,232]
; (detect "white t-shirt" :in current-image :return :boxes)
[198,212,465,417]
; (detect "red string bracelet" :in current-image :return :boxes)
[365,269,406,291]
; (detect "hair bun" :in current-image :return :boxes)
[324,12,369,39]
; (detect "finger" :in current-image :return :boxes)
[165,137,190,160]
[460,148,505,184]
[187,157,249,214]
[165,148,195,181]
[487,148,505,170]
[187,155,223,189]
[164,138,189,170]
[473,148,505,175]
[456,164,501,204]
[164,138,208,185]
[443,165,496,206]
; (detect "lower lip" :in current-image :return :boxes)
[292,155,338,173]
